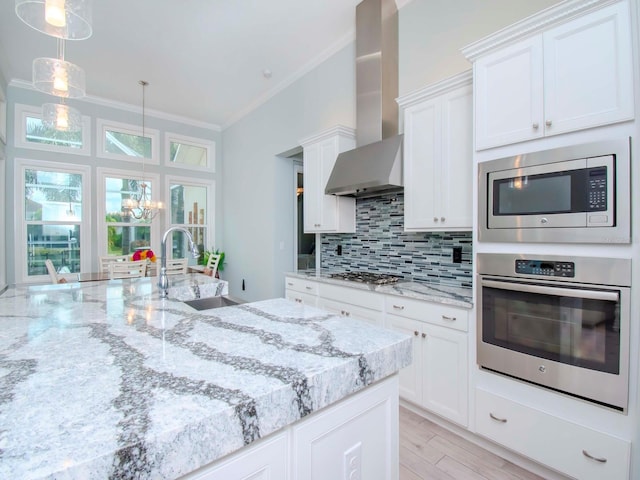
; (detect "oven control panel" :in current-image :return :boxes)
[515,259,575,277]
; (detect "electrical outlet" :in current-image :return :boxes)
[452,246,462,264]
[344,442,362,480]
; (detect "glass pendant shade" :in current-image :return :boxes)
[15,0,93,40]
[33,56,85,98]
[42,102,82,132]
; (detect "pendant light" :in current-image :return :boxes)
[42,101,82,132]
[33,39,86,98]
[15,0,93,40]
[121,81,162,221]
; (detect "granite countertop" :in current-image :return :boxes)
[0,276,411,479]
[285,270,473,309]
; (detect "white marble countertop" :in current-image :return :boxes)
[0,276,411,479]
[285,270,473,308]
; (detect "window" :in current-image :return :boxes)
[96,119,159,164]
[165,133,214,171]
[15,159,90,283]
[14,104,91,155]
[97,168,160,259]
[0,84,6,145]
[166,175,213,260]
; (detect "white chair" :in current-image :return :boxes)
[206,254,221,277]
[164,258,188,275]
[100,255,129,273]
[108,260,147,279]
[45,259,67,284]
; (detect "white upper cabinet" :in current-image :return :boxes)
[300,126,356,233]
[398,71,473,231]
[467,0,634,150]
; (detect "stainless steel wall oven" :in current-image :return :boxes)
[477,253,631,411]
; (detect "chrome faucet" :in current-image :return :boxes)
[158,226,200,298]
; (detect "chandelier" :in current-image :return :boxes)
[121,80,162,221]
[16,0,92,132]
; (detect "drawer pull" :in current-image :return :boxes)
[442,315,456,321]
[489,413,507,423]
[287,282,293,286]
[305,286,313,290]
[392,305,405,310]
[582,450,607,463]
[295,298,302,303]
[413,331,419,336]
[421,333,426,338]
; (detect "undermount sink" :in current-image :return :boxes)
[183,296,241,311]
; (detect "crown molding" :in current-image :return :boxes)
[397,70,472,109]
[461,0,622,61]
[9,78,221,132]
[299,125,356,147]
[222,29,355,131]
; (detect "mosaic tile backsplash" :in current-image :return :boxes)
[321,193,473,288]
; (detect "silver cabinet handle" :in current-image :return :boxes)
[295,298,302,303]
[421,333,426,338]
[433,217,438,222]
[442,315,456,322]
[287,282,293,286]
[440,217,445,222]
[489,413,507,423]
[532,122,539,129]
[392,305,405,310]
[582,450,607,463]
[305,286,313,290]
[413,331,419,336]
[546,119,552,127]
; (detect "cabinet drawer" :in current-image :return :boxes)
[319,283,384,311]
[385,296,468,332]
[285,277,319,295]
[475,389,630,480]
[318,298,384,327]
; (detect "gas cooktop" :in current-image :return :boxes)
[329,271,402,285]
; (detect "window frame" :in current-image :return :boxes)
[96,118,160,164]
[15,158,92,283]
[96,167,162,259]
[164,174,214,260]
[0,83,6,145]
[14,103,91,156]
[164,132,215,172]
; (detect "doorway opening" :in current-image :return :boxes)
[294,163,315,270]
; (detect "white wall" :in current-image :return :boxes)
[0,67,6,291]
[220,0,562,302]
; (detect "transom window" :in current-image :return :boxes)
[165,133,214,171]
[14,103,90,155]
[96,119,159,164]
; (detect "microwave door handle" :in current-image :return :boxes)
[481,279,619,302]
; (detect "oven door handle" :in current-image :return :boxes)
[481,279,619,302]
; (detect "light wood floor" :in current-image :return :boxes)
[400,407,545,480]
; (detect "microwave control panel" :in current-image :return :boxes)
[587,166,608,212]
[515,259,575,277]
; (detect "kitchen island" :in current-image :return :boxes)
[0,276,411,479]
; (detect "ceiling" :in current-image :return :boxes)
[0,0,410,129]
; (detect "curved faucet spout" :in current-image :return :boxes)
[158,226,200,298]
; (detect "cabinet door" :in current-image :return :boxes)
[439,85,473,230]
[543,2,634,136]
[285,289,318,307]
[385,314,422,404]
[318,298,384,327]
[422,324,468,427]
[403,98,441,230]
[475,36,544,150]
[302,142,322,232]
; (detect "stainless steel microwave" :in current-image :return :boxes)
[478,138,631,244]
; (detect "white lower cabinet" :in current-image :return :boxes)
[188,432,289,480]
[284,276,318,306]
[317,283,385,327]
[292,375,399,480]
[385,297,469,427]
[475,388,631,480]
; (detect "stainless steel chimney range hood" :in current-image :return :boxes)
[325,0,403,198]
